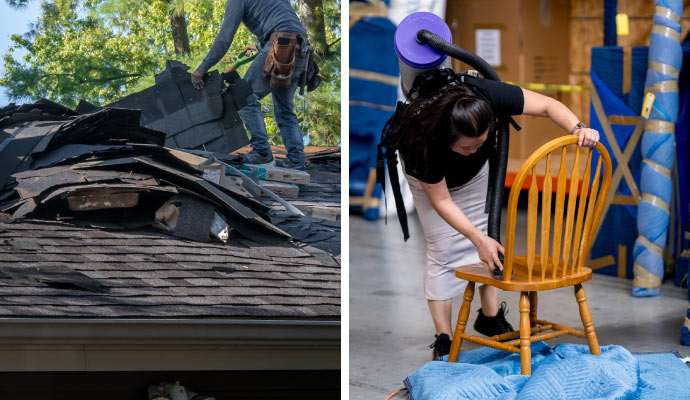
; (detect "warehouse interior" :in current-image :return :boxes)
[349,0,690,398]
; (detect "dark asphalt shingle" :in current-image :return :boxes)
[0,213,340,319]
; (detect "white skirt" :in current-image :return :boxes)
[405,161,489,300]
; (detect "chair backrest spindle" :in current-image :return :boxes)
[526,168,538,282]
[503,137,612,282]
[540,154,552,281]
[561,148,581,278]
[578,156,604,271]
[570,149,593,272]
[551,147,568,278]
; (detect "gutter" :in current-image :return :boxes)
[0,318,340,345]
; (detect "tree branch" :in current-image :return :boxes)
[327,37,340,49]
[41,72,142,84]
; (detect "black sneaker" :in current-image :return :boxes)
[241,150,275,166]
[429,333,452,360]
[281,158,306,171]
[473,301,515,337]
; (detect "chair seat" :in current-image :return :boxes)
[455,256,592,292]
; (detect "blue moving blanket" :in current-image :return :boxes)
[404,343,690,400]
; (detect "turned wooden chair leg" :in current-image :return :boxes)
[519,292,532,375]
[448,281,475,362]
[528,291,538,325]
[574,284,600,355]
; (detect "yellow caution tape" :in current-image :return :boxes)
[505,82,589,92]
[641,92,655,118]
[616,14,630,36]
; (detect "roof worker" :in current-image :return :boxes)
[397,72,600,360]
[191,0,309,170]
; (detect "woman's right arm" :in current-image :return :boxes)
[420,179,505,271]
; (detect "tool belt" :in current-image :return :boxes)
[262,32,302,89]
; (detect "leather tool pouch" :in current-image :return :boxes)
[262,32,298,89]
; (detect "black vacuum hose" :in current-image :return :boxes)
[417,29,500,81]
[416,29,509,257]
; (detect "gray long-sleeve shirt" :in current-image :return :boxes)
[197,0,307,74]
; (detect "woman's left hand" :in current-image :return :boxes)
[576,127,600,148]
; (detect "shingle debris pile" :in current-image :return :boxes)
[0,99,339,249]
[77,60,252,154]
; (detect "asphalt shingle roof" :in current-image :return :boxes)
[0,217,340,319]
[0,100,341,321]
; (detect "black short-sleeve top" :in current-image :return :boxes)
[400,76,524,188]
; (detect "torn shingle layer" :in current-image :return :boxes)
[0,103,292,244]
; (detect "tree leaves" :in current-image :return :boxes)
[2,0,341,145]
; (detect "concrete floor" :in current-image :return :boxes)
[349,209,690,400]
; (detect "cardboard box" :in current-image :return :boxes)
[446,0,571,163]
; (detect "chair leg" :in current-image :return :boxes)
[528,292,538,325]
[519,292,531,375]
[448,281,475,362]
[574,284,600,355]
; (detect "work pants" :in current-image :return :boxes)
[239,43,306,164]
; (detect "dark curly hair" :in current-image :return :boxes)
[400,84,495,161]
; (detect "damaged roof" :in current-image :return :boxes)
[0,98,341,321]
[0,217,339,319]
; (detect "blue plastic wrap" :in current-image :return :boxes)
[633,0,683,297]
[349,16,399,220]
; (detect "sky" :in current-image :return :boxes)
[0,1,42,106]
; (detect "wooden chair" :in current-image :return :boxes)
[448,136,612,375]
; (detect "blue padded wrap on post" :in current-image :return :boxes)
[633,0,683,297]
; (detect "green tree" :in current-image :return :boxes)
[299,0,329,59]
[5,0,31,6]
[1,0,341,146]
